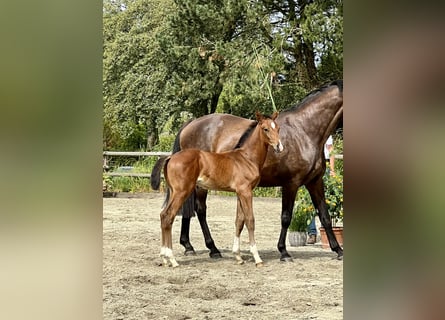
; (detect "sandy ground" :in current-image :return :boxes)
[103,193,343,320]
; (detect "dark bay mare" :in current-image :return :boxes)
[170,80,343,261]
[151,112,283,267]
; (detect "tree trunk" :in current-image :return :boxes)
[209,79,223,114]
[146,115,158,150]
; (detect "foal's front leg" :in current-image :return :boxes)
[243,193,263,267]
[234,191,263,267]
[232,196,245,264]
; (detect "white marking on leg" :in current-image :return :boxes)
[250,244,263,265]
[232,237,240,253]
[160,247,169,266]
[232,236,244,264]
[164,247,179,268]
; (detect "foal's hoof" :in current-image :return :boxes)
[209,251,223,259]
[184,249,196,256]
[337,253,343,261]
[256,262,264,268]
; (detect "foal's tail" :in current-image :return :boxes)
[150,156,167,191]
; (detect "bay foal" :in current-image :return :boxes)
[153,112,283,267]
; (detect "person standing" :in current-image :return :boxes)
[306,135,335,244]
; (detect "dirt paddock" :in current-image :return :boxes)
[103,193,343,320]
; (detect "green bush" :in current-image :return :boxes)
[289,187,314,231]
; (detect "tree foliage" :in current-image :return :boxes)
[103,0,343,151]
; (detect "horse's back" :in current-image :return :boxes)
[180,114,254,152]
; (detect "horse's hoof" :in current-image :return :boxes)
[184,249,196,256]
[337,253,343,261]
[209,251,222,259]
[256,262,264,267]
[280,256,293,263]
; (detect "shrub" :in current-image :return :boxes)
[289,187,314,231]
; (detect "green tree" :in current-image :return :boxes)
[155,0,265,118]
[103,0,174,150]
[102,0,343,150]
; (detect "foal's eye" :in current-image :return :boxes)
[263,128,269,132]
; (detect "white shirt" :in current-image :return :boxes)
[324,135,333,159]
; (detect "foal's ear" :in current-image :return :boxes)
[271,111,279,120]
[255,111,264,122]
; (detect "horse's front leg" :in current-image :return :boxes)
[277,185,298,262]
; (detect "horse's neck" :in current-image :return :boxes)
[298,90,342,145]
[238,125,268,168]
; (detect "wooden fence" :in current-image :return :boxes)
[103,151,169,178]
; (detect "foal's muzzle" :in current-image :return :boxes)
[273,140,284,153]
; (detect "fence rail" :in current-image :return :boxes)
[103,151,169,178]
[103,151,171,156]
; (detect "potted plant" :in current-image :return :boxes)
[288,187,314,246]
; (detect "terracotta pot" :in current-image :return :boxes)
[288,231,307,247]
[319,227,343,249]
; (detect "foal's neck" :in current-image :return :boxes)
[238,124,268,168]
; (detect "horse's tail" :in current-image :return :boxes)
[150,156,167,191]
[171,119,196,218]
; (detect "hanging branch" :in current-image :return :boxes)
[253,45,277,112]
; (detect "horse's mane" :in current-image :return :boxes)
[282,80,343,113]
[233,113,274,149]
[234,121,257,149]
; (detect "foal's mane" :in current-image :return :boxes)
[234,114,274,149]
[282,80,343,114]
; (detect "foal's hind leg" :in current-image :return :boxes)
[160,203,179,268]
[160,192,190,268]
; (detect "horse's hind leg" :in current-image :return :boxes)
[180,187,222,258]
[306,176,343,259]
[195,187,222,258]
[179,192,197,256]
